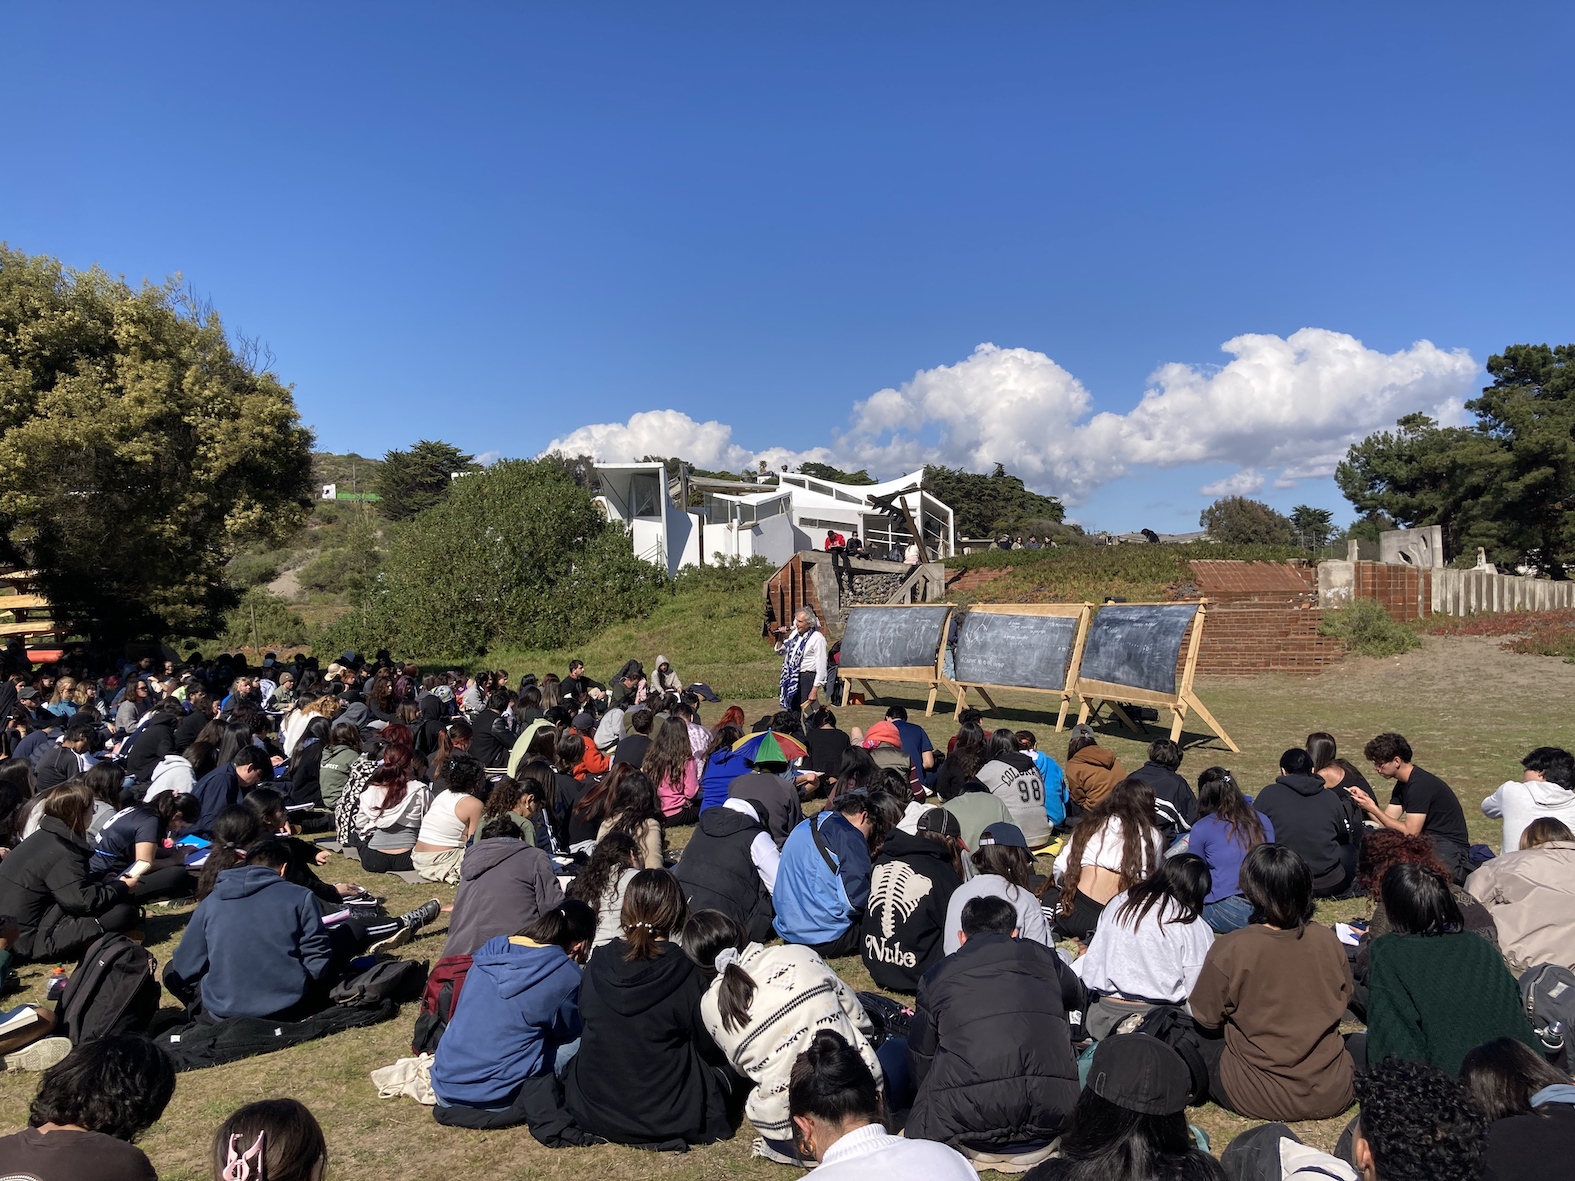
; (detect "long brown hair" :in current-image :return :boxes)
[642,716,694,794]
[573,758,631,823]
[620,868,687,961]
[369,674,396,714]
[1059,777,1159,914]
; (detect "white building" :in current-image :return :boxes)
[594,463,955,576]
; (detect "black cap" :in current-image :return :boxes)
[1086,1034,1191,1116]
[978,822,1028,849]
[916,807,961,838]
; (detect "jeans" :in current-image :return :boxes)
[876,1035,912,1109]
[1203,894,1255,934]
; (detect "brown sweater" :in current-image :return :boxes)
[1189,922,1354,1122]
[1065,747,1126,810]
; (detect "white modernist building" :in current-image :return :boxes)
[594,463,955,576]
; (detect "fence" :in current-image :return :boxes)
[1432,567,1575,615]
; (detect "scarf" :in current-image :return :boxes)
[778,627,815,708]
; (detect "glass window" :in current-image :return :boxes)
[630,472,662,518]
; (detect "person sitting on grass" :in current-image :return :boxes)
[0,1036,176,1181]
[1052,779,1166,943]
[566,831,643,948]
[944,821,1052,954]
[1071,855,1215,1039]
[788,1029,975,1180]
[1189,843,1354,1123]
[772,791,878,960]
[1351,731,1472,885]
[861,806,964,992]
[353,743,432,874]
[1062,725,1127,823]
[644,715,702,825]
[596,766,666,869]
[1461,1036,1575,1181]
[1022,1034,1225,1181]
[431,900,599,1140]
[1016,730,1067,831]
[411,751,487,884]
[211,1099,327,1181]
[189,745,272,838]
[673,795,779,944]
[564,869,739,1149]
[1186,767,1272,934]
[1253,748,1357,898]
[1481,746,1575,857]
[975,728,1051,848]
[684,908,886,1167]
[1353,862,1540,1077]
[443,817,565,958]
[1466,816,1575,974]
[907,895,1084,1172]
[90,789,201,902]
[0,779,141,966]
[243,788,367,907]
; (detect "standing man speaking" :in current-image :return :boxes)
[773,608,828,713]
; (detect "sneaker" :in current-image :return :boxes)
[3,1036,72,1073]
[400,899,442,935]
[366,923,413,955]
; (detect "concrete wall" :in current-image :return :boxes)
[1433,568,1575,614]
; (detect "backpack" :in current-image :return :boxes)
[329,957,429,1008]
[55,932,161,1044]
[856,991,912,1048]
[1131,1005,1210,1107]
[410,953,474,1055]
[1520,963,1575,1069]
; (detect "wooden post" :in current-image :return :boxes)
[250,603,260,658]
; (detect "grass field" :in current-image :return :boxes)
[2,630,1565,1179]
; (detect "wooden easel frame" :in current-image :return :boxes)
[837,604,957,717]
[1074,601,1239,752]
[950,602,1094,732]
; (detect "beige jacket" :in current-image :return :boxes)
[1466,841,1575,974]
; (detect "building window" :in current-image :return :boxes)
[630,472,662,518]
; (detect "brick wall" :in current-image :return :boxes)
[1186,561,1344,675]
[1353,560,1431,621]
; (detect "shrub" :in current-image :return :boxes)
[1318,597,1422,657]
[218,588,310,651]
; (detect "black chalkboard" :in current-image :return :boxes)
[953,612,1079,692]
[839,605,950,672]
[1077,604,1200,696]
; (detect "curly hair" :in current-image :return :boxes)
[29,1037,176,1142]
[1059,777,1159,916]
[1358,830,1450,904]
[1354,1057,1486,1181]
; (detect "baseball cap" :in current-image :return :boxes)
[1085,1034,1191,1116]
[16,687,38,701]
[572,710,596,732]
[977,822,1028,849]
[1069,723,1096,741]
[916,807,961,839]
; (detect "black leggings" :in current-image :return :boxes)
[113,865,193,903]
[358,847,414,873]
[663,802,701,827]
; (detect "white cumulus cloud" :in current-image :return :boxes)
[541,329,1479,503]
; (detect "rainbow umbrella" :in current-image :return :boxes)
[732,730,808,763]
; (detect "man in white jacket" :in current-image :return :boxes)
[1482,746,1575,854]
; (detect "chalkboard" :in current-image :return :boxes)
[954,612,1079,692]
[1077,604,1200,697]
[839,605,951,673]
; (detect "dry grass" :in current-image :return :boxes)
[2,631,1562,1176]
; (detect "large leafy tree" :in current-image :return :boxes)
[921,463,1066,537]
[336,458,667,656]
[1290,505,1336,550]
[374,439,477,520]
[796,461,876,486]
[0,246,314,642]
[1199,496,1295,545]
[1336,344,1574,574]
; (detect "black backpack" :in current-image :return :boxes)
[328,957,428,1008]
[56,932,161,1044]
[1520,964,1575,1069]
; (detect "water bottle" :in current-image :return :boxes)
[1541,1019,1566,1054]
[44,966,68,1003]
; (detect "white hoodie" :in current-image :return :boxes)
[1482,778,1575,854]
[145,753,196,800]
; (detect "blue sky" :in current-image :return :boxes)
[2,3,1570,532]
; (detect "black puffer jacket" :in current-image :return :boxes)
[0,816,130,960]
[906,932,1084,1150]
[860,828,962,993]
[673,804,774,942]
[126,712,178,783]
[1254,773,1353,877]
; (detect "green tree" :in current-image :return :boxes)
[0,246,314,642]
[1336,344,1575,574]
[1290,505,1336,551]
[795,461,877,486]
[921,464,1066,537]
[374,440,478,520]
[345,458,666,656]
[297,516,383,597]
[1199,496,1296,545]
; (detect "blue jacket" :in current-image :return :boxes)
[1029,752,1067,827]
[700,747,751,812]
[772,811,871,946]
[190,763,244,837]
[170,865,333,1019]
[430,936,583,1107]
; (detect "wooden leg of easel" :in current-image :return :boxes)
[925,683,938,717]
[1055,693,1072,732]
[1181,691,1239,753]
[953,685,968,719]
[1077,697,1093,725]
[860,679,877,704]
[1108,702,1145,735]
[975,688,997,711]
